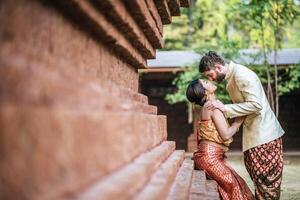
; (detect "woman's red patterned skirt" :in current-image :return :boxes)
[194,141,254,200]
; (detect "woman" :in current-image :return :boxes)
[186,79,254,200]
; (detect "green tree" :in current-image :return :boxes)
[163,0,300,117]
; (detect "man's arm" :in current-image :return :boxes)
[224,75,263,118]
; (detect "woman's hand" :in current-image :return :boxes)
[234,116,245,126]
[232,116,245,132]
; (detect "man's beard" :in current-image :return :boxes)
[216,72,225,84]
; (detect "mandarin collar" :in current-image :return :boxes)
[225,61,234,80]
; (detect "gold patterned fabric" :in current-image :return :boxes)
[198,120,232,148]
[244,137,283,200]
[194,142,255,200]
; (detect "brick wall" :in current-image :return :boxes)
[0,0,189,199]
[140,72,193,150]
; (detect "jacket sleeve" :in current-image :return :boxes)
[224,74,263,118]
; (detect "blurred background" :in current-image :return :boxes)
[140,0,300,151]
[139,1,300,198]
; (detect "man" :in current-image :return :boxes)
[199,51,284,200]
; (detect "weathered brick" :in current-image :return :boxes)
[168,0,181,16]
[180,0,190,8]
[145,0,164,36]
[0,52,154,114]
[92,0,156,59]
[133,150,185,200]
[0,0,140,91]
[65,0,147,68]
[0,105,166,200]
[158,115,168,141]
[166,158,194,200]
[123,0,164,48]
[206,180,221,199]
[190,170,207,197]
[154,0,172,24]
[0,0,191,200]
[74,141,175,200]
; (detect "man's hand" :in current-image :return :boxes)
[206,100,226,112]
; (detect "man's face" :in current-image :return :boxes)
[203,69,225,84]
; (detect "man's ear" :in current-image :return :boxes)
[215,63,223,73]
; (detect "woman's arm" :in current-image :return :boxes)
[211,109,243,141]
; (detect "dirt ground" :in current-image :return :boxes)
[227,152,300,200]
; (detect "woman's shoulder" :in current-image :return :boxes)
[201,101,213,120]
[204,101,226,121]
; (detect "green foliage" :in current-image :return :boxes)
[278,64,300,95]
[165,64,199,104]
[163,0,300,108]
[165,63,231,104]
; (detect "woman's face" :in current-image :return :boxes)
[200,79,217,94]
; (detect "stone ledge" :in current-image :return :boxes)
[190,170,207,198]
[168,0,181,16]
[74,141,175,200]
[133,150,185,200]
[145,0,163,36]
[123,0,164,48]
[52,0,147,68]
[180,0,190,8]
[166,158,194,200]
[154,0,172,24]
[0,0,140,90]
[158,115,168,141]
[0,106,167,200]
[92,0,156,59]
[0,53,154,114]
[206,180,221,199]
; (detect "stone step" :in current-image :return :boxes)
[189,170,207,200]
[166,158,194,200]
[0,55,154,114]
[155,0,172,24]
[106,81,149,104]
[0,105,168,200]
[133,150,185,200]
[62,0,148,68]
[93,0,156,59]
[121,88,149,104]
[123,0,163,48]
[158,115,168,142]
[73,141,175,200]
[206,180,220,200]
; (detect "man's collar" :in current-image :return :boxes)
[225,61,234,80]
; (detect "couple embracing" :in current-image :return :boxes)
[186,51,284,200]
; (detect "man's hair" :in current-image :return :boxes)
[199,51,225,73]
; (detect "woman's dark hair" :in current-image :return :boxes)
[199,51,225,73]
[186,79,207,106]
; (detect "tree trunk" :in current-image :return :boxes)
[274,0,280,117]
[260,19,275,111]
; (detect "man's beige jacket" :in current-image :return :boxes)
[224,61,284,151]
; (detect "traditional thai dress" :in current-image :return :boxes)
[224,61,284,199]
[243,138,283,199]
[193,119,254,200]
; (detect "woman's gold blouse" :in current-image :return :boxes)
[198,120,233,147]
